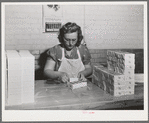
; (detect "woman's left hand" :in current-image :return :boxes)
[77,72,87,81]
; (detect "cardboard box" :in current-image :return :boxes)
[18,50,35,103]
[6,50,22,105]
[6,50,35,105]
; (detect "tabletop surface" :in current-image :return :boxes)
[5,79,144,110]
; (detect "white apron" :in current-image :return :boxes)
[58,47,85,78]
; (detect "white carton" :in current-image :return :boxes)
[6,50,22,105]
[18,50,35,103]
[69,81,87,90]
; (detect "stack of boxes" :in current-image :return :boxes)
[107,50,135,75]
[5,50,35,105]
[92,50,135,96]
[18,50,34,103]
[6,50,22,105]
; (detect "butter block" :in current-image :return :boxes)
[105,83,134,96]
[114,84,134,91]
[114,90,134,96]
[68,81,87,90]
[110,80,135,85]
[125,75,135,81]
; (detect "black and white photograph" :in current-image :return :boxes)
[1,1,148,121]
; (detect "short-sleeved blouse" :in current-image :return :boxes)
[47,44,91,71]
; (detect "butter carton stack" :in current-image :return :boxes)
[6,50,22,105]
[107,50,135,83]
[93,66,134,96]
[18,50,35,103]
[5,50,35,105]
[107,50,135,75]
[92,50,135,96]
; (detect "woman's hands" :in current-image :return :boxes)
[77,64,92,82]
[58,72,70,83]
[77,72,87,82]
[58,71,87,83]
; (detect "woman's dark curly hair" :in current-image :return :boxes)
[58,22,83,47]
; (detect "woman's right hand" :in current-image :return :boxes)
[58,72,70,83]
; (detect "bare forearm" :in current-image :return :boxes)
[44,69,61,79]
[81,67,93,77]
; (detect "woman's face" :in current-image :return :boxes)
[63,32,78,51]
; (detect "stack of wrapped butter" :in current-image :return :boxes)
[107,50,135,75]
[92,50,135,96]
[5,50,35,105]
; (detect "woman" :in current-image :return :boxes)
[44,22,92,83]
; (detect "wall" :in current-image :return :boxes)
[5,5,144,50]
[84,5,144,49]
[5,5,59,50]
[5,5,144,79]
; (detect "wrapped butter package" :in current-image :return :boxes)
[68,81,87,90]
[107,50,135,75]
[68,78,87,90]
[92,65,135,96]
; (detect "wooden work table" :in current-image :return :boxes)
[5,79,144,110]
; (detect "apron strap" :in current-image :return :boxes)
[76,47,81,60]
[61,48,65,60]
[61,47,81,60]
